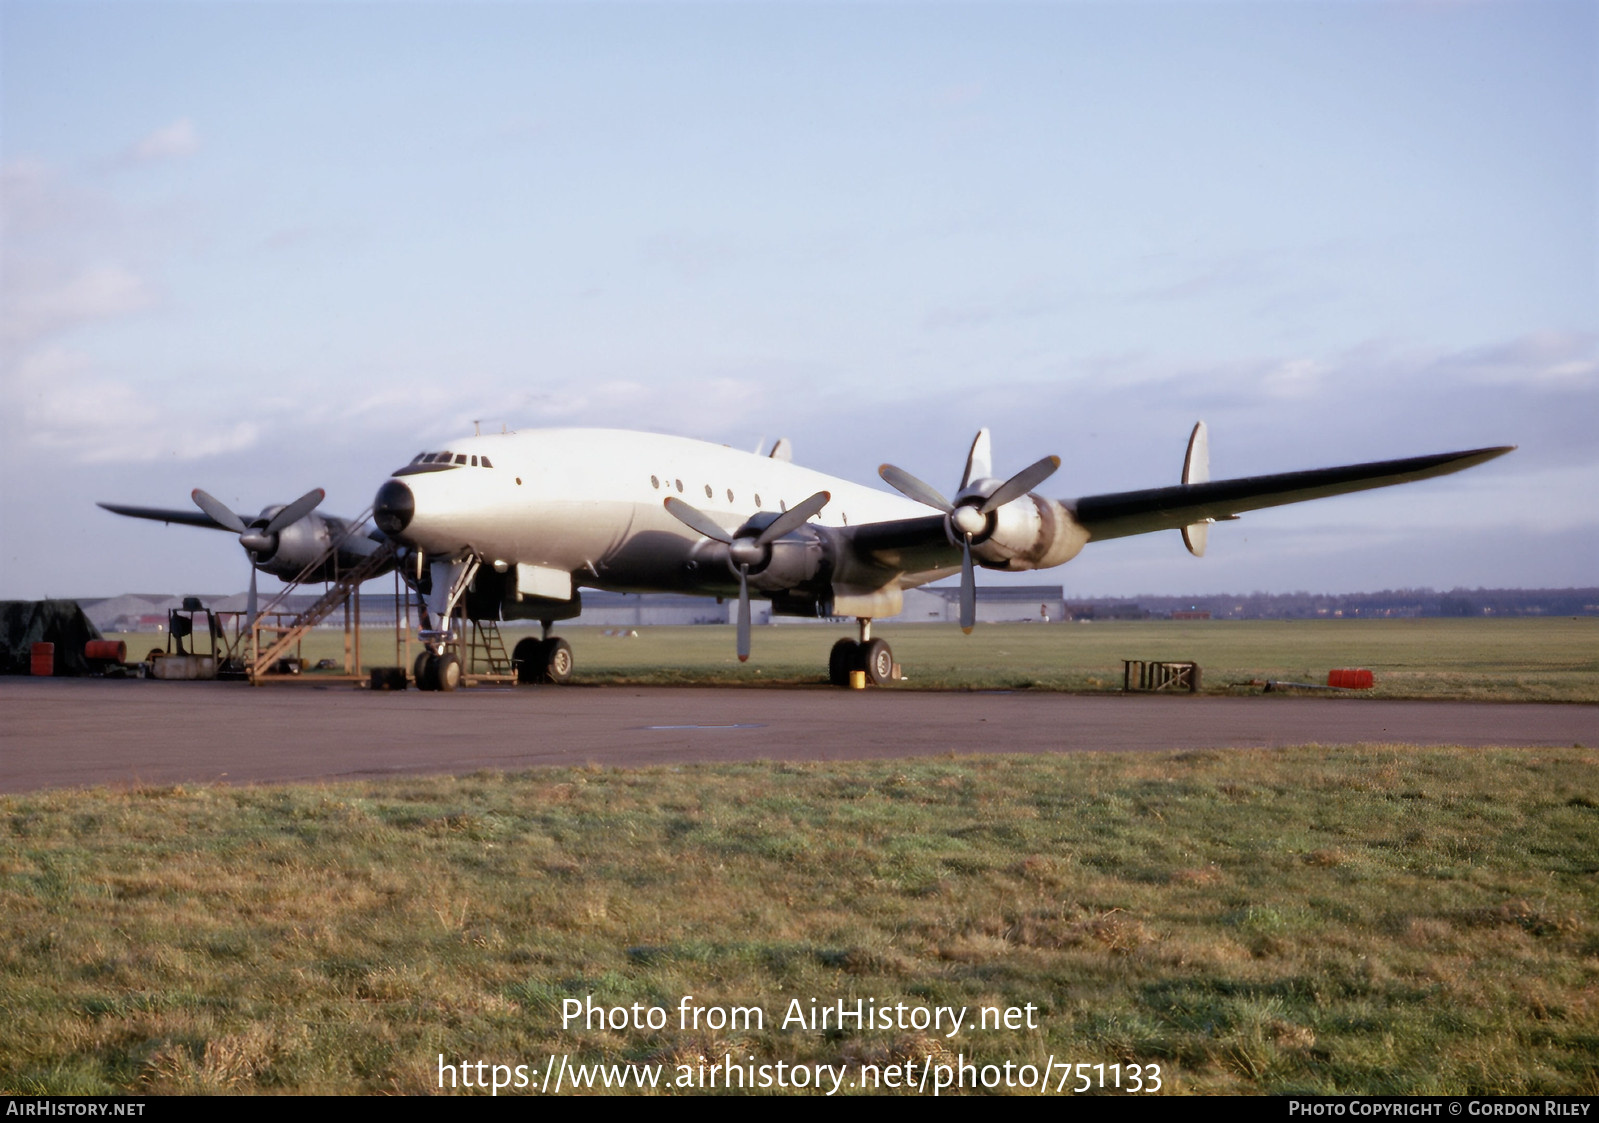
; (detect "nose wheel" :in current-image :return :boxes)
[413,650,462,692]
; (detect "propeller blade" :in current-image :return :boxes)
[979,455,1061,514]
[264,488,325,535]
[664,497,734,543]
[191,489,246,533]
[959,537,976,634]
[961,429,993,490]
[247,568,258,626]
[736,565,751,662]
[878,464,954,514]
[755,490,830,546]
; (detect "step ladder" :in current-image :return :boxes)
[465,617,515,678]
[248,508,396,683]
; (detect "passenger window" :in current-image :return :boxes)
[726,489,734,503]
[675,479,683,493]
[754,494,762,507]
[704,484,713,499]
[651,475,660,489]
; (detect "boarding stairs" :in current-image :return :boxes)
[248,507,397,683]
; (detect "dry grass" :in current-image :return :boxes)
[3,744,1596,1094]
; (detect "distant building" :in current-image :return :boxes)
[901,585,1064,624]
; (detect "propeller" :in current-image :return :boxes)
[191,487,325,622]
[665,490,830,661]
[879,433,1060,633]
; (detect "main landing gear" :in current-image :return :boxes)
[512,635,574,685]
[828,619,895,687]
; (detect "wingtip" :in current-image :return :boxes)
[738,654,749,663]
[961,626,974,636]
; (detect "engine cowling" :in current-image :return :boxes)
[692,525,827,593]
[250,513,376,582]
[969,491,1090,572]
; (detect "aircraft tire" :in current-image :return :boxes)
[436,652,461,692]
[861,638,894,685]
[544,638,574,684]
[414,651,438,691]
[828,639,859,687]
[512,637,544,685]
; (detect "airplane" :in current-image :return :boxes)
[101,424,1512,690]
[356,423,1514,690]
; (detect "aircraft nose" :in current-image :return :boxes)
[373,479,415,537]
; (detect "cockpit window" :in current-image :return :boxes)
[455,454,468,465]
[480,456,493,468]
[411,453,427,464]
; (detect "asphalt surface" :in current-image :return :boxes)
[1,677,1593,792]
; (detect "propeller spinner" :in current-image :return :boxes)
[191,487,325,621]
[879,431,1060,633]
[664,490,830,661]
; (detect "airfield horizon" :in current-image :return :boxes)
[91,616,1599,704]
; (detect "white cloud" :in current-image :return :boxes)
[0,262,157,349]
[1436,332,1598,389]
[1259,357,1325,400]
[127,118,201,163]
[4,345,260,465]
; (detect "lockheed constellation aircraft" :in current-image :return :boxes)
[102,424,1511,690]
[365,424,1512,690]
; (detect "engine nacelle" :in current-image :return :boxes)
[693,530,827,593]
[747,535,827,592]
[971,493,1090,572]
[250,513,381,582]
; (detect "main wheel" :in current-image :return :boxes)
[861,638,894,685]
[414,651,438,691]
[435,652,461,692]
[543,638,574,684]
[828,639,859,687]
[512,637,544,685]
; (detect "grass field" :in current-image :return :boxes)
[119,617,1599,701]
[3,746,1595,1095]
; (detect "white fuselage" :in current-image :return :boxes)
[384,428,942,596]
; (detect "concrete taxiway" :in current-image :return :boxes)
[1,678,1592,792]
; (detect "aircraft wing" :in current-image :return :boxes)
[840,514,959,576]
[832,444,1514,585]
[1068,445,1514,541]
[97,502,230,531]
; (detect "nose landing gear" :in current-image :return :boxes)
[413,649,462,692]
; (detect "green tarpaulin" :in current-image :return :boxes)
[0,600,104,676]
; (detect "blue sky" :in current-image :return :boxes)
[2,1,1594,599]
